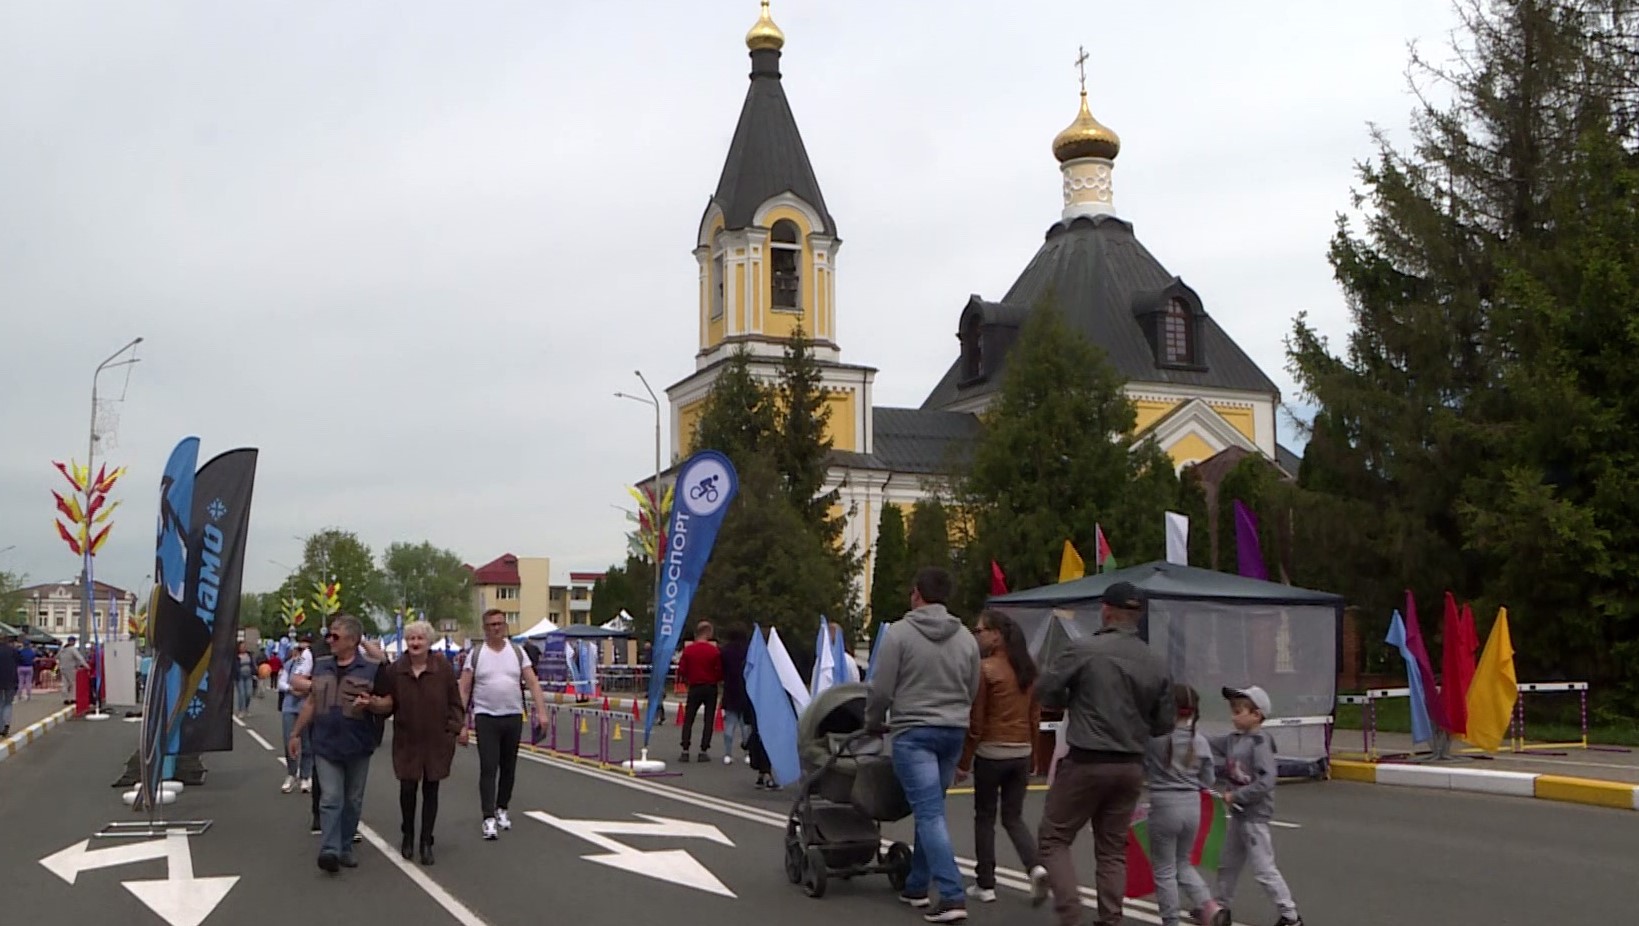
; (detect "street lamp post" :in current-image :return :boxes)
[81,337,143,648]
[615,370,664,635]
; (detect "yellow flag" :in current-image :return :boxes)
[1464,607,1517,751]
[1058,540,1086,583]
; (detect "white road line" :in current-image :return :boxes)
[515,749,1257,926]
[1269,820,1302,829]
[244,729,276,752]
[356,823,493,926]
[232,716,246,728]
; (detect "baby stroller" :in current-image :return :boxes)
[784,683,913,898]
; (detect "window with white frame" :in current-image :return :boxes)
[770,220,801,313]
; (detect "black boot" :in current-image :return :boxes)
[401,824,415,860]
[419,834,435,866]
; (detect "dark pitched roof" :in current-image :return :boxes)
[990,560,1342,607]
[922,214,1279,410]
[1276,443,1303,479]
[707,48,836,235]
[824,407,980,475]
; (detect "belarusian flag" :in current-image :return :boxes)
[1124,791,1228,898]
[1095,524,1115,573]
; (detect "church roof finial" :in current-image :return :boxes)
[746,0,785,52]
[1052,45,1120,163]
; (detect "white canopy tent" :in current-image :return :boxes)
[513,616,559,640]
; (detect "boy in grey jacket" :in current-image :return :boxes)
[1209,685,1301,926]
[865,567,980,923]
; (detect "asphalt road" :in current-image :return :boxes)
[2,707,1632,926]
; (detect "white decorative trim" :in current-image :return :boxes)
[1144,397,1257,465]
[752,193,827,236]
[696,201,725,248]
[1061,157,1116,219]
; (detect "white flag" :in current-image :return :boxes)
[1165,511,1189,565]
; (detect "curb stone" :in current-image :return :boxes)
[1332,758,1639,811]
[0,706,76,764]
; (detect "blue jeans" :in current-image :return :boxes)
[235,677,253,712]
[316,754,371,860]
[281,711,314,778]
[722,710,747,759]
[891,725,966,904]
[0,688,15,731]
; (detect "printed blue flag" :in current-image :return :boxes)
[642,450,739,742]
[830,619,849,686]
[1386,610,1435,746]
[865,621,890,682]
[745,624,801,787]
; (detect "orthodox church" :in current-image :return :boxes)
[664,3,1298,614]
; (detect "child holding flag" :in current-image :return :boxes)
[1143,684,1222,926]
[1211,685,1301,926]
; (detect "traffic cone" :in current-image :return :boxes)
[579,714,589,734]
[675,701,685,725]
[714,707,724,732]
[602,696,611,713]
[612,722,623,742]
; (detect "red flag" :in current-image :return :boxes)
[54,460,85,492]
[53,491,80,523]
[56,519,83,555]
[1095,524,1113,568]
[1440,592,1471,735]
[989,560,1008,596]
[1404,591,1453,733]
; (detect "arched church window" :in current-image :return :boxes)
[771,220,801,312]
[711,244,725,320]
[961,314,983,381]
[1163,297,1192,364]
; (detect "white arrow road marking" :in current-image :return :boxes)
[527,812,736,898]
[40,837,170,885]
[122,832,239,926]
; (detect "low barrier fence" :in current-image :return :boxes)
[1335,680,1630,760]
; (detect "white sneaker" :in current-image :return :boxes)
[280,775,296,794]
[965,885,996,903]
[300,778,312,793]
[722,754,733,765]
[1029,865,1049,907]
[495,808,512,831]
[482,817,498,840]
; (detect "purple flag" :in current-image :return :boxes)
[1403,591,1452,733]
[1233,500,1268,581]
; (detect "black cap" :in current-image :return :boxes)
[1100,581,1143,609]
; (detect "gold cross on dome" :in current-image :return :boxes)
[1075,45,1089,95]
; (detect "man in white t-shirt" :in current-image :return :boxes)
[459,609,550,841]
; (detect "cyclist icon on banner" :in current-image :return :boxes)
[676,451,736,518]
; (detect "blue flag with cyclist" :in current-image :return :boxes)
[642,450,738,743]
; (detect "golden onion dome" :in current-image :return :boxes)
[746,0,785,52]
[1052,91,1120,162]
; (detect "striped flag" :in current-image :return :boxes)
[1124,792,1228,897]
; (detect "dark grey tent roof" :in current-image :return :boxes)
[526,624,632,640]
[989,560,1343,607]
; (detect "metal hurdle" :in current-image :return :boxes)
[525,703,680,777]
[1336,680,1628,760]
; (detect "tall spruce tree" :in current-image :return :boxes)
[693,350,777,464]
[904,499,953,574]
[1289,0,1639,707]
[869,504,910,626]
[956,301,1168,610]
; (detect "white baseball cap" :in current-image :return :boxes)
[1222,685,1273,716]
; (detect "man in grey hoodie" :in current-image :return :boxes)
[865,566,981,924]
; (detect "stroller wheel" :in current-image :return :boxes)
[783,834,804,884]
[885,842,912,891]
[801,846,828,898]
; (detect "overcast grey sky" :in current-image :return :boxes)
[0,1,1461,600]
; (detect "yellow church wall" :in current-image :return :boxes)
[758,205,820,339]
[1209,404,1256,443]
[1133,398,1179,433]
[825,390,857,451]
[703,217,727,349]
[1166,432,1217,467]
[677,398,707,457]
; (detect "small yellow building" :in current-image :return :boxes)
[666,5,1296,619]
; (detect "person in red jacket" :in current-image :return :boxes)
[676,621,723,762]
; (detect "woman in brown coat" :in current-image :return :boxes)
[381,620,464,865]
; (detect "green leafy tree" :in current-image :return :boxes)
[869,504,910,626]
[590,554,654,642]
[238,592,285,639]
[1216,456,1283,578]
[382,541,474,629]
[1,570,27,626]
[955,301,1164,610]
[278,530,388,632]
[692,349,778,464]
[1176,464,1212,568]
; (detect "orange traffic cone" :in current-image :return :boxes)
[602,696,611,713]
[714,707,724,732]
[675,701,685,725]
